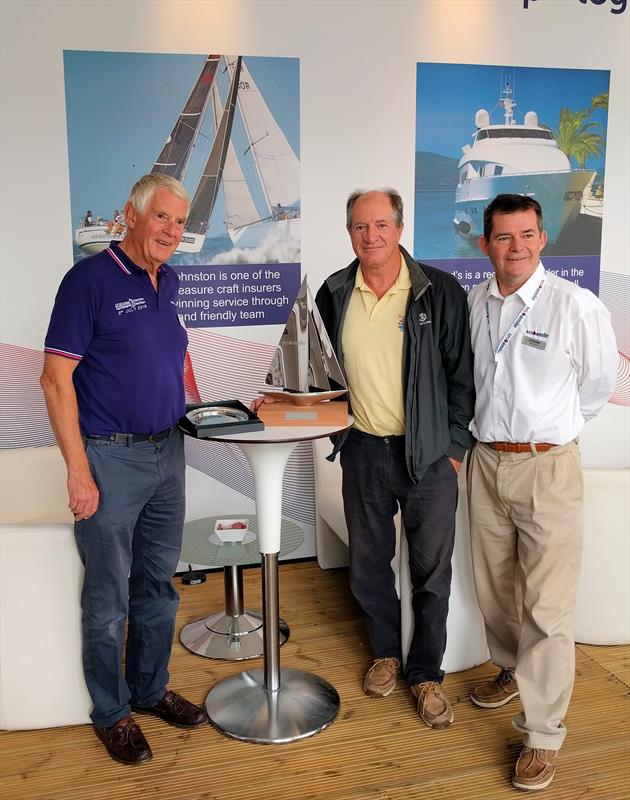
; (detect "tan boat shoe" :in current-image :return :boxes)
[471,668,519,708]
[512,746,557,791]
[363,657,401,697]
[410,681,454,729]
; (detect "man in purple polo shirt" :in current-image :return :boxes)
[41,174,208,766]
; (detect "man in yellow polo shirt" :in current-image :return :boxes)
[316,189,475,728]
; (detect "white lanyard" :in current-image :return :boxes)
[485,276,545,360]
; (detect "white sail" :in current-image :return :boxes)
[226,56,300,213]
[76,54,300,259]
[211,81,261,237]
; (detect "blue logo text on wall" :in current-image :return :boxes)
[523,0,626,13]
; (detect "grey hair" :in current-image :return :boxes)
[346,188,404,230]
[126,174,190,215]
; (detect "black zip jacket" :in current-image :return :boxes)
[315,245,475,483]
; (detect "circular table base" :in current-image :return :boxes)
[205,667,340,743]
[180,611,289,660]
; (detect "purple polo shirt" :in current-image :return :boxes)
[44,242,188,435]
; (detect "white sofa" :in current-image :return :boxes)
[0,446,92,730]
[314,440,630,667]
[574,468,630,645]
[313,439,489,674]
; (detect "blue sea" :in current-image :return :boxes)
[413,190,482,261]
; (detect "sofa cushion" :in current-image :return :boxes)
[0,446,72,524]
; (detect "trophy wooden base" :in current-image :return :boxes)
[258,400,348,427]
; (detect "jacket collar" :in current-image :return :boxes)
[326,245,431,300]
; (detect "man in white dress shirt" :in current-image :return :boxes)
[466,194,618,792]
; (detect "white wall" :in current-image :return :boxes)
[2,0,628,524]
[2,0,628,349]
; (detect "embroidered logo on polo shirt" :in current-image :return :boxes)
[397,315,405,332]
[115,297,147,315]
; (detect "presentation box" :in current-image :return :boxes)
[258,400,348,427]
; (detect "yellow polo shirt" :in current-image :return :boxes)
[342,257,410,436]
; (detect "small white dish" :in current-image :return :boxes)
[213,518,249,543]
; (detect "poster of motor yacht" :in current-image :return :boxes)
[64,51,301,328]
[414,63,610,295]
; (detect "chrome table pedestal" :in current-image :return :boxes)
[180,563,289,660]
[205,551,339,743]
[202,427,350,744]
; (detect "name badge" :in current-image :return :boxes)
[521,335,547,351]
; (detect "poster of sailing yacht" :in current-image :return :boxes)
[414,63,610,295]
[63,50,301,328]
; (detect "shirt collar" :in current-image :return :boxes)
[355,254,410,295]
[108,241,168,277]
[488,261,545,304]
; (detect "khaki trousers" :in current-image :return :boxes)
[467,441,583,750]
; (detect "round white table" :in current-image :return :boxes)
[186,419,352,744]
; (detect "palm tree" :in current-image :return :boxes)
[588,91,609,115]
[552,108,604,169]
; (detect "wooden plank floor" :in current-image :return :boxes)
[1,562,629,800]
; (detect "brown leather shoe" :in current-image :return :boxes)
[133,690,208,728]
[363,657,401,697]
[471,668,519,708]
[93,716,152,766]
[512,746,557,791]
[410,681,454,729]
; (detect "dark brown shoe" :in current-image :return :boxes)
[93,716,152,766]
[133,690,208,728]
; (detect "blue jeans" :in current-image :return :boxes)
[75,428,185,728]
[340,429,458,684]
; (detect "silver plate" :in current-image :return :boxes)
[187,406,250,427]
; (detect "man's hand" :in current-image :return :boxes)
[41,353,100,521]
[449,457,462,475]
[68,468,100,521]
[250,395,276,413]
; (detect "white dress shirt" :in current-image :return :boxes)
[468,262,618,445]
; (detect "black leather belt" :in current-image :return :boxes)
[350,428,405,445]
[85,427,174,445]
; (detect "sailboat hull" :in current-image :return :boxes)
[454,169,594,243]
[75,225,124,255]
[177,231,206,254]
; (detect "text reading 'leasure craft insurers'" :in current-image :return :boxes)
[172,263,301,328]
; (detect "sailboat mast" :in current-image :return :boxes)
[185,56,243,236]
